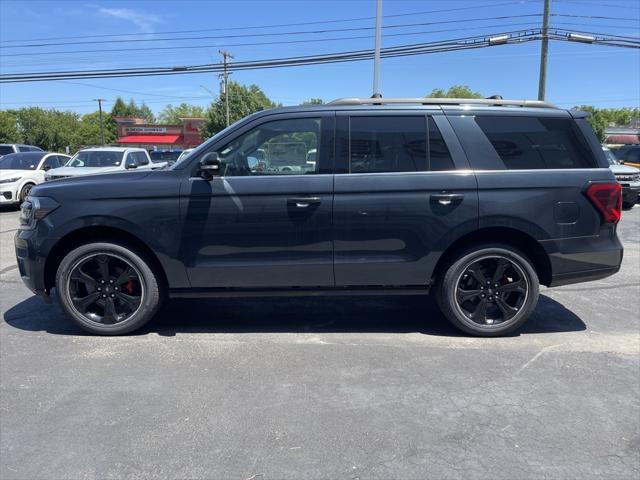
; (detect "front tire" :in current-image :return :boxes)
[19,183,35,203]
[56,242,162,335]
[437,245,540,336]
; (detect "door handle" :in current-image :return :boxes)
[430,193,464,205]
[287,197,321,208]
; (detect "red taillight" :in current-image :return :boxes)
[585,182,622,224]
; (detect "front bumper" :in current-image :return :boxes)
[0,185,18,204]
[14,229,49,300]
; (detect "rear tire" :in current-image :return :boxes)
[436,244,539,336]
[55,242,163,335]
[622,201,635,210]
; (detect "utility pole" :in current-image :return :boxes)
[372,0,382,98]
[537,0,551,101]
[219,50,234,127]
[94,98,106,145]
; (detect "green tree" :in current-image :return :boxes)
[0,110,22,143]
[137,102,156,123]
[14,107,82,152]
[110,97,130,117]
[301,98,324,105]
[427,85,484,99]
[573,106,640,142]
[201,82,277,138]
[77,111,117,146]
[158,103,206,124]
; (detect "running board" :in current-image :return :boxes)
[169,286,430,299]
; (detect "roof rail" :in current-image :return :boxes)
[327,97,558,109]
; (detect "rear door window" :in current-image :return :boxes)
[475,116,597,169]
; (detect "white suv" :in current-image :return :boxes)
[0,152,71,205]
[45,147,163,181]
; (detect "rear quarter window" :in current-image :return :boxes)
[475,116,597,169]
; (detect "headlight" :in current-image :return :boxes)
[0,177,20,184]
[19,196,59,229]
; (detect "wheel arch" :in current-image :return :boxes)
[431,227,552,287]
[44,225,168,293]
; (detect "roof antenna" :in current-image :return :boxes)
[486,95,503,100]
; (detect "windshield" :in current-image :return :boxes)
[0,152,44,170]
[602,147,620,166]
[0,146,14,156]
[68,151,124,168]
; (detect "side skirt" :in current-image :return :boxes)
[169,286,431,299]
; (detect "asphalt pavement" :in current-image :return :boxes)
[1,205,639,480]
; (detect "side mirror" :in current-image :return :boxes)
[200,152,222,178]
[126,160,139,169]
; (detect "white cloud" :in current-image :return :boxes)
[98,7,161,33]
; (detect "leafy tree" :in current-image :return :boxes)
[0,110,22,143]
[158,103,206,124]
[110,97,130,117]
[13,107,82,152]
[574,106,640,142]
[110,97,155,122]
[427,85,484,99]
[137,102,156,123]
[301,98,324,105]
[77,111,117,146]
[201,82,277,138]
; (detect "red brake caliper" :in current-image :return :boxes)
[123,280,134,294]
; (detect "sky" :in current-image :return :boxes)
[0,0,639,116]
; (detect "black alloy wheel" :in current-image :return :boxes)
[437,245,540,336]
[67,253,144,325]
[454,256,528,326]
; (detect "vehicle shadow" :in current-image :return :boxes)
[3,293,586,337]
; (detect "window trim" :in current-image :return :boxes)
[189,111,335,178]
[335,112,464,175]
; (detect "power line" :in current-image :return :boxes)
[1,15,544,49]
[0,31,546,83]
[0,1,531,44]
[0,22,543,58]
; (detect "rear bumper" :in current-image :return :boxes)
[541,232,623,287]
[621,183,639,204]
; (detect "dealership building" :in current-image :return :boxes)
[114,116,205,150]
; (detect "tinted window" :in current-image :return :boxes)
[475,116,597,169]
[68,151,124,168]
[0,152,45,170]
[134,151,149,165]
[625,147,640,163]
[57,155,71,165]
[18,146,31,152]
[428,117,455,171]
[0,146,15,155]
[219,118,321,176]
[41,155,61,170]
[349,116,427,173]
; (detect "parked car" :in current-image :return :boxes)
[603,146,640,209]
[16,97,623,336]
[44,147,162,181]
[0,152,70,204]
[612,144,640,168]
[176,148,194,162]
[0,144,44,157]
[149,149,182,165]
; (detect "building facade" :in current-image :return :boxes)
[115,117,205,150]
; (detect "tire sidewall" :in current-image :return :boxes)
[56,242,161,335]
[438,245,540,336]
[19,183,35,203]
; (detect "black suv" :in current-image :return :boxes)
[15,98,623,336]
